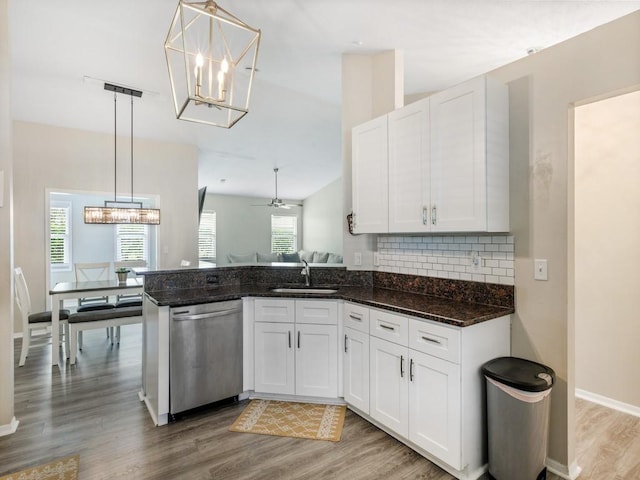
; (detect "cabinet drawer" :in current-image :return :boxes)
[409,318,460,363]
[370,309,408,346]
[344,302,369,333]
[254,298,295,323]
[295,300,337,325]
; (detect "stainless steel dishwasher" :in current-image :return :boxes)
[169,299,243,415]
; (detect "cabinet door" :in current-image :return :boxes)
[430,76,487,232]
[254,322,295,395]
[295,323,338,398]
[343,327,370,413]
[388,98,431,232]
[369,336,409,437]
[352,115,389,233]
[409,349,461,469]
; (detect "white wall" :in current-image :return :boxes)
[12,121,198,332]
[204,193,302,264]
[302,177,343,255]
[575,90,640,408]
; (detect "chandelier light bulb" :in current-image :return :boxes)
[221,57,229,73]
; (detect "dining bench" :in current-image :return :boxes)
[68,306,143,364]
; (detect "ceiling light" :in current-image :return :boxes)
[84,83,160,225]
[164,0,261,128]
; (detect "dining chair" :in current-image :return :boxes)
[74,262,116,344]
[111,260,146,344]
[14,267,70,367]
[74,262,116,311]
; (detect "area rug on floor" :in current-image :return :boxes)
[229,399,346,442]
[0,455,79,480]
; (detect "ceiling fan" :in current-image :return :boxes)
[253,168,303,209]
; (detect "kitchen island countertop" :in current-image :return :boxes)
[145,284,513,327]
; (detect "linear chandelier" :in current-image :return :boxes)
[164,0,261,128]
[84,83,160,225]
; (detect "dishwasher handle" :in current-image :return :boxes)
[172,308,242,321]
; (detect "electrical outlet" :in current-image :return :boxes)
[354,252,362,266]
[373,252,380,266]
[534,259,548,281]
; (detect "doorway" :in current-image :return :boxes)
[573,90,640,415]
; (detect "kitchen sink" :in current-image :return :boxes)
[270,287,338,294]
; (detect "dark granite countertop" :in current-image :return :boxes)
[145,284,513,327]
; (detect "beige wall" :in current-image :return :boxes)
[341,12,640,475]
[575,91,640,407]
[302,177,343,255]
[12,121,198,332]
[490,12,640,474]
[0,0,16,434]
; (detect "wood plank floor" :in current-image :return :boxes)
[1,326,638,479]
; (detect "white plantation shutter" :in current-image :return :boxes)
[50,202,71,270]
[115,223,148,262]
[271,215,297,253]
[198,211,216,261]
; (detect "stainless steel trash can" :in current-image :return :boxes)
[482,357,555,480]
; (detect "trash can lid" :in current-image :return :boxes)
[482,356,555,392]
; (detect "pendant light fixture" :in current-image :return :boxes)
[164,0,261,128]
[84,83,160,225]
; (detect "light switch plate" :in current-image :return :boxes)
[534,259,548,281]
[373,252,380,266]
[354,252,362,266]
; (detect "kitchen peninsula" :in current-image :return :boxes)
[138,264,513,480]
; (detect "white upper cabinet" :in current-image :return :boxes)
[429,75,509,232]
[351,74,509,234]
[388,98,430,232]
[351,115,389,234]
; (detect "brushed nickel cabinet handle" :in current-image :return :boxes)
[422,206,428,225]
[431,205,437,225]
[288,331,291,349]
[344,334,348,353]
[410,358,414,382]
[349,313,363,322]
[421,335,442,345]
[400,355,405,378]
[380,323,395,331]
[297,330,301,349]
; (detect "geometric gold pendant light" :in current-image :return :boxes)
[84,83,160,225]
[164,0,261,128]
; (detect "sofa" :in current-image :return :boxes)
[227,250,343,264]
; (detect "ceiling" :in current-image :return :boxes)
[8,1,640,200]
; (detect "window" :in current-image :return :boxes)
[271,215,297,253]
[50,201,71,271]
[115,223,149,263]
[199,210,216,261]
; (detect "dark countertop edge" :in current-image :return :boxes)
[134,264,347,275]
[145,285,514,328]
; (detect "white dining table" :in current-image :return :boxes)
[49,278,144,367]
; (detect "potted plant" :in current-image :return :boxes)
[115,267,130,284]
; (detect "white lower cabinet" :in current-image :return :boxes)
[295,323,338,398]
[370,335,409,437]
[409,349,461,469]
[343,302,510,480]
[254,321,295,395]
[343,327,370,413]
[254,298,338,399]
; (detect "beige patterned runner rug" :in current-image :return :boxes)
[229,399,346,442]
[0,455,79,480]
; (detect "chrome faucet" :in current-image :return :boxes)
[301,259,311,287]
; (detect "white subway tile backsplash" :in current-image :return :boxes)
[377,234,515,286]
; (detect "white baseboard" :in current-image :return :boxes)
[576,388,640,418]
[546,457,582,480]
[0,417,19,437]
